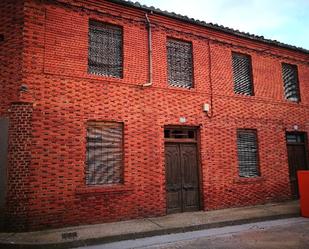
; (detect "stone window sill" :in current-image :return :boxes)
[76,184,133,195]
[234,176,266,184]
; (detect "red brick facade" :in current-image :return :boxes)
[1,0,309,231]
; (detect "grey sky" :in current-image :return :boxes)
[138,0,309,50]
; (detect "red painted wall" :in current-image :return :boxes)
[1,0,309,231]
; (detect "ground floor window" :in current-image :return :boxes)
[86,121,123,185]
[236,129,260,177]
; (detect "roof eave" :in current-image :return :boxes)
[107,0,309,55]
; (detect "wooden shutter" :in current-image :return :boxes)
[88,20,123,78]
[237,130,259,177]
[232,53,253,95]
[86,122,123,185]
[282,63,300,102]
[167,39,193,88]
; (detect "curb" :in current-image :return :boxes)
[0,213,300,249]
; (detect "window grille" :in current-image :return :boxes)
[88,20,123,78]
[86,122,123,185]
[232,52,253,95]
[282,63,300,102]
[237,130,260,177]
[167,39,193,88]
[164,128,196,139]
[286,133,305,144]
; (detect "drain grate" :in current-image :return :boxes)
[61,231,78,240]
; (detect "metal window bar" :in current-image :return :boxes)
[164,129,196,139]
[237,130,259,177]
[88,20,123,78]
[167,39,193,88]
[86,122,123,185]
[282,63,300,102]
[232,53,253,95]
[286,133,305,143]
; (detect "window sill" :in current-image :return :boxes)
[234,93,254,97]
[76,184,134,195]
[233,176,265,184]
[87,71,123,80]
[284,99,300,105]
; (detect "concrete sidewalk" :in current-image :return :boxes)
[0,200,300,249]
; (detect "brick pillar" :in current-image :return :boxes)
[5,102,33,231]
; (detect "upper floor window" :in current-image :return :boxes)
[88,20,123,78]
[167,38,193,88]
[86,121,123,185]
[236,129,260,178]
[282,63,300,102]
[232,52,253,96]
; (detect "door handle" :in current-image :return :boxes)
[167,184,181,191]
[183,184,196,190]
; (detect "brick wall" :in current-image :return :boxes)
[0,0,24,115]
[0,0,27,231]
[5,103,33,231]
[2,0,309,231]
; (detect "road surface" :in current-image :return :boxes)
[77,217,309,249]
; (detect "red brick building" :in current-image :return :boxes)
[1,0,309,231]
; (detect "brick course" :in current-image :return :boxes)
[1,0,309,231]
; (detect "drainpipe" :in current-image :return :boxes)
[207,39,213,118]
[143,12,153,87]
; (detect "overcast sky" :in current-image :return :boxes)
[138,0,309,50]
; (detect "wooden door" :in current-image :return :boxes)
[165,143,200,214]
[165,144,182,213]
[286,133,308,198]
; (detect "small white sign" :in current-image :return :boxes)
[179,117,186,123]
[203,103,210,112]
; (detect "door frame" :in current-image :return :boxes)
[286,131,309,167]
[164,125,203,213]
[0,118,9,229]
[285,131,309,198]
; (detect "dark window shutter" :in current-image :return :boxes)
[282,63,300,102]
[232,53,253,95]
[237,130,259,177]
[167,39,193,88]
[88,20,123,78]
[86,122,123,185]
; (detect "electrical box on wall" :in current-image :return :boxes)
[179,117,186,123]
[203,103,210,112]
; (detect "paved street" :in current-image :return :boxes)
[78,217,309,249]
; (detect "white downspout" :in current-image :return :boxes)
[143,12,153,87]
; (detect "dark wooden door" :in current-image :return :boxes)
[165,143,200,214]
[286,133,308,198]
